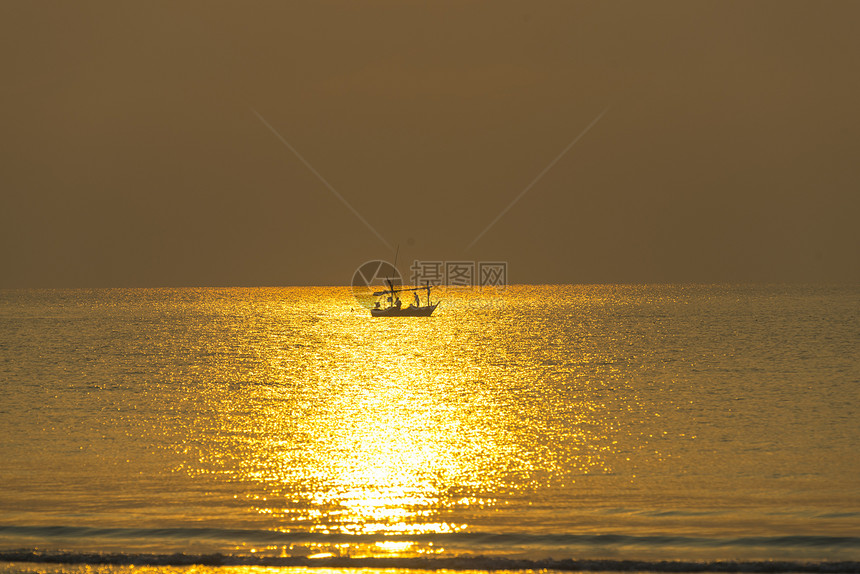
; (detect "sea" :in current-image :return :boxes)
[0,285,858,574]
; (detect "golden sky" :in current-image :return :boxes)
[2,1,858,286]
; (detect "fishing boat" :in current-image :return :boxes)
[371,280,439,317]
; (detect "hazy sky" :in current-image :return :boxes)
[2,1,858,287]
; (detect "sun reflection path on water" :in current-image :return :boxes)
[176,287,632,557]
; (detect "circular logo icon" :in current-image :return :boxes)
[351,260,402,309]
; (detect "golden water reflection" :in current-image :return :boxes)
[179,288,639,555]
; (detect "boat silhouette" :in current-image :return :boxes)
[371,279,439,317]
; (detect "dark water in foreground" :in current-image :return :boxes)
[0,285,858,572]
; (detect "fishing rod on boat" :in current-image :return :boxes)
[372,285,432,296]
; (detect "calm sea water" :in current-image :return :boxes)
[1,285,858,572]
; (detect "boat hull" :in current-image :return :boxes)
[370,303,439,317]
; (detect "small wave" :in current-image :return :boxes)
[2,526,858,551]
[1,550,859,572]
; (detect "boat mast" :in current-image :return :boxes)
[386,278,405,308]
[390,244,400,308]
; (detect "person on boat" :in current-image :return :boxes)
[374,301,380,309]
[394,297,401,309]
[414,292,420,307]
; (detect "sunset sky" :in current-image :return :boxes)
[2,1,858,287]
